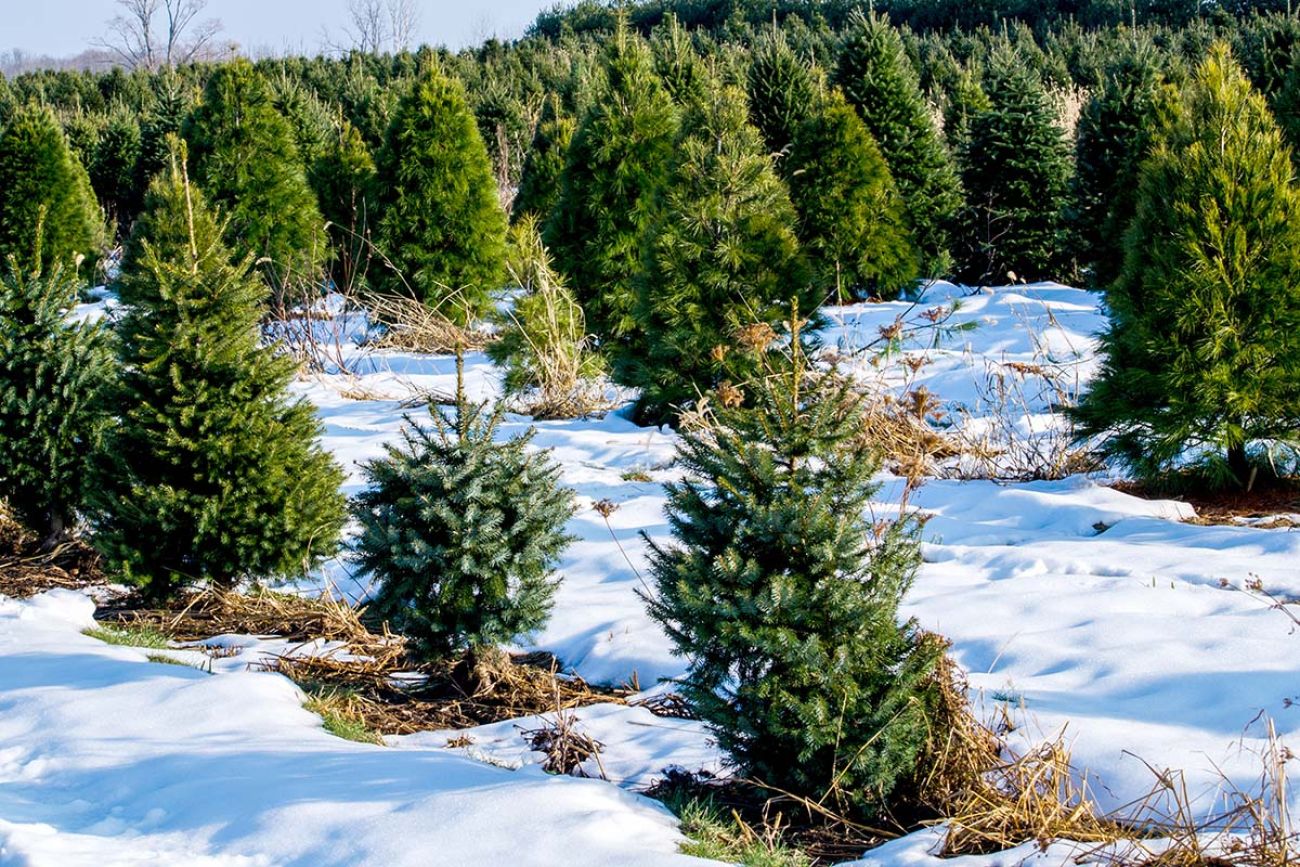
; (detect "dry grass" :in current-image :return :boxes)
[0,511,105,599]
[363,292,491,354]
[523,704,607,778]
[854,385,962,486]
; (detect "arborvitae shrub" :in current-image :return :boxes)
[1071,39,1169,288]
[374,64,507,319]
[512,95,576,224]
[787,90,919,301]
[0,104,103,274]
[186,60,328,289]
[958,47,1072,285]
[0,260,112,547]
[836,10,962,275]
[1074,44,1300,488]
[352,376,576,658]
[545,27,678,358]
[91,149,346,597]
[645,322,943,820]
[747,28,820,158]
[619,80,813,425]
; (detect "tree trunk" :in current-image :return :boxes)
[1227,443,1251,489]
[38,512,68,553]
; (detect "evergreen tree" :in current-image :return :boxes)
[0,260,112,547]
[941,66,990,162]
[645,325,943,820]
[352,374,576,659]
[836,10,962,274]
[0,104,103,275]
[186,60,328,288]
[91,149,346,597]
[89,108,145,232]
[374,64,507,319]
[512,95,576,224]
[308,115,377,292]
[135,71,192,206]
[1071,39,1169,288]
[1074,44,1300,488]
[787,90,919,302]
[546,27,678,356]
[620,81,813,425]
[747,27,821,158]
[958,47,1073,285]
[652,14,707,107]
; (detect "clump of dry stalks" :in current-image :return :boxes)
[364,291,491,355]
[523,701,608,778]
[853,383,962,486]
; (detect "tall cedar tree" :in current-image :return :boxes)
[352,373,576,659]
[375,65,507,319]
[787,90,920,301]
[620,81,814,425]
[512,95,576,224]
[958,47,1072,285]
[1071,39,1169,288]
[545,27,678,359]
[836,11,962,275]
[186,60,328,289]
[747,28,820,158]
[91,151,346,597]
[0,105,103,274]
[0,261,112,547]
[1073,45,1300,488]
[645,326,943,819]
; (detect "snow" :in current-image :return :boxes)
[10,282,1300,864]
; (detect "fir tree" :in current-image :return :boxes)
[941,66,990,163]
[1071,39,1169,288]
[0,259,112,547]
[545,27,678,357]
[308,115,377,292]
[90,108,145,233]
[958,47,1072,285]
[747,27,821,159]
[512,95,576,224]
[186,60,328,288]
[352,370,576,659]
[620,81,813,425]
[374,64,507,319]
[90,148,347,597]
[652,14,707,107]
[645,323,943,819]
[787,90,919,301]
[0,104,103,274]
[1074,44,1300,488]
[836,10,962,274]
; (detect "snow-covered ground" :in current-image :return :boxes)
[6,282,1300,865]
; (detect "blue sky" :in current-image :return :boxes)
[5,0,556,57]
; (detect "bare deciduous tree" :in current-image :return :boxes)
[97,0,223,69]
[338,0,420,54]
[386,0,420,52]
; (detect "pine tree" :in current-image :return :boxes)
[645,323,943,819]
[545,27,678,357]
[836,10,962,274]
[0,260,112,547]
[1074,44,1300,489]
[512,95,576,224]
[747,27,821,159]
[620,81,813,425]
[787,90,920,302]
[651,14,707,107]
[308,114,377,292]
[0,104,103,275]
[958,47,1072,285]
[352,371,576,659]
[186,60,328,289]
[374,64,507,319]
[90,147,346,597]
[1071,39,1169,288]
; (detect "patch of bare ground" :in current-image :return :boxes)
[1112,478,1300,527]
[0,513,105,599]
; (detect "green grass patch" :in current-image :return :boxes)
[303,687,385,746]
[82,623,171,649]
[668,794,810,867]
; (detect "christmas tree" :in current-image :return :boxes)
[91,146,346,598]
[374,63,507,319]
[747,27,820,159]
[512,95,576,224]
[0,104,103,274]
[1074,44,1300,489]
[308,114,377,292]
[645,317,942,819]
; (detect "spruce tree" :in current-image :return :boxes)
[186,60,328,289]
[374,64,507,319]
[1074,44,1300,488]
[645,325,942,819]
[352,374,576,659]
[1071,39,1169,288]
[91,148,346,597]
[0,104,103,275]
[747,28,820,158]
[545,27,678,357]
[90,108,145,233]
[620,81,813,425]
[958,47,1072,285]
[787,90,919,302]
[512,95,576,224]
[651,14,707,107]
[0,260,112,547]
[836,10,962,274]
